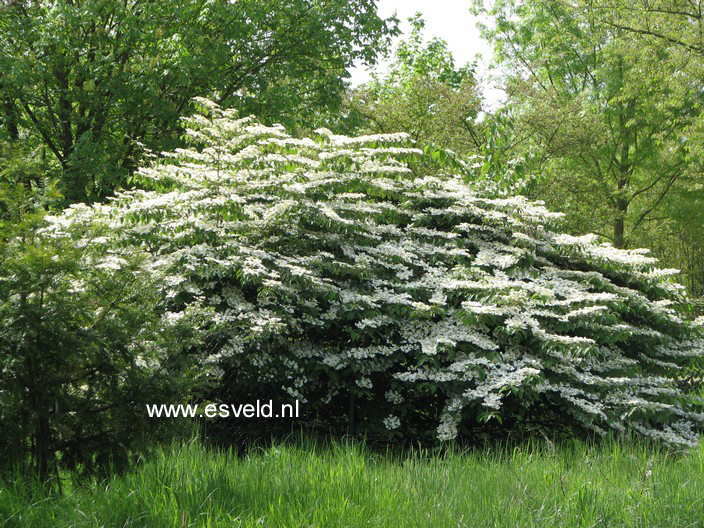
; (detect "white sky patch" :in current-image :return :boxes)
[348,0,506,109]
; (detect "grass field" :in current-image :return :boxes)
[2,437,703,527]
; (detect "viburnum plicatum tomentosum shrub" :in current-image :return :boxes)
[46,98,704,446]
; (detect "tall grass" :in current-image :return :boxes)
[2,437,703,527]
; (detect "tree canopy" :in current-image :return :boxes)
[473,0,699,250]
[343,14,484,159]
[468,0,704,298]
[0,0,397,203]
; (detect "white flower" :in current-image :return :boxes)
[385,390,404,405]
[356,377,373,389]
[437,416,458,441]
[383,415,401,430]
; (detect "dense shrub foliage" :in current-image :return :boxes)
[45,99,704,446]
[0,182,205,478]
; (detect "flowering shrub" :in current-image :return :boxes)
[46,99,704,446]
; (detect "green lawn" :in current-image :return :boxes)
[2,437,703,527]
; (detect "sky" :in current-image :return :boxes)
[348,0,506,108]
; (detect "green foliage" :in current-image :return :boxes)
[662,181,704,297]
[2,437,704,527]
[0,142,59,243]
[473,0,699,248]
[343,14,484,161]
[471,106,545,197]
[0,0,397,202]
[582,0,704,299]
[473,0,704,298]
[385,13,474,89]
[0,177,205,480]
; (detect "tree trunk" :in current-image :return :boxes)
[3,99,19,140]
[613,92,635,249]
[613,195,627,249]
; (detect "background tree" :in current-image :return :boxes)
[474,0,698,249]
[472,0,704,300]
[0,0,397,203]
[581,0,704,298]
[343,14,484,160]
[591,0,704,56]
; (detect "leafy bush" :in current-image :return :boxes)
[0,177,205,479]
[46,99,704,446]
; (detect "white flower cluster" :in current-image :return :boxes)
[383,415,401,430]
[385,390,404,405]
[46,100,704,446]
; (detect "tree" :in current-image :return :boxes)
[52,99,704,446]
[343,14,484,159]
[0,175,205,480]
[590,0,704,55]
[576,0,704,298]
[0,0,397,203]
[659,172,704,299]
[473,0,699,251]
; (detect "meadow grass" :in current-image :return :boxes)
[1,436,703,527]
